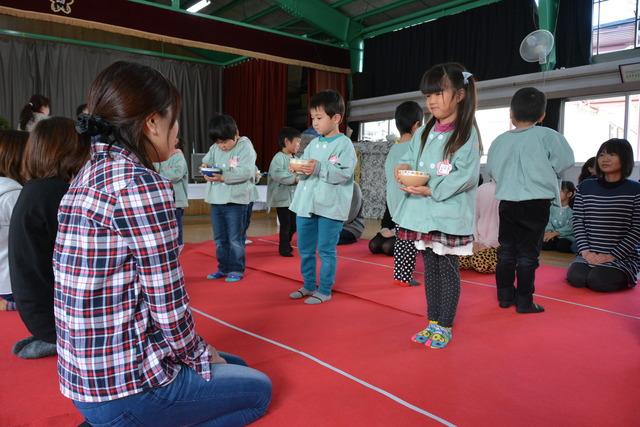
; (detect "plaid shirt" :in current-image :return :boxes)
[396,227,474,248]
[53,141,211,402]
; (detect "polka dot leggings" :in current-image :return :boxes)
[423,248,460,328]
[393,238,418,283]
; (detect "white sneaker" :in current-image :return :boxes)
[245,239,253,245]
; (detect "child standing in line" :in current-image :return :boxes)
[394,63,481,349]
[386,101,424,287]
[201,114,257,283]
[288,90,356,304]
[542,180,576,253]
[154,138,189,245]
[487,87,574,313]
[267,126,301,257]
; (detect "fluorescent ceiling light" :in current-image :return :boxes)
[187,0,211,13]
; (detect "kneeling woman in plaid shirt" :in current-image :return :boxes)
[53,61,271,426]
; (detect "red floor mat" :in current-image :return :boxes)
[1,237,639,426]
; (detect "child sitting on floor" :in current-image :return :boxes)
[288,90,356,304]
[542,180,576,253]
[459,179,500,273]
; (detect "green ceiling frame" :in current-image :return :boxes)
[271,0,364,72]
[537,0,559,71]
[271,0,363,44]
[362,0,502,39]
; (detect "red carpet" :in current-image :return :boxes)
[1,237,639,426]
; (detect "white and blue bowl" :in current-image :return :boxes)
[200,167,222,177]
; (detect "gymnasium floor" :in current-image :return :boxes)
[1,213,637,426]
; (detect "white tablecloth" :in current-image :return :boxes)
[188,184,267,210]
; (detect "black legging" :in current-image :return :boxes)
[423,248,460,328]
[566,262,628,292]
[394,238,418,283]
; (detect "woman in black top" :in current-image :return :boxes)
[567,139,640,292]
[9,117,89,358]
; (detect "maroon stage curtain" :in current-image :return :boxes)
[223,59,288,171]
[307,69,349,132]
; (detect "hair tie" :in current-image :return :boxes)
[76,114,113,138]
[462,71,473,85]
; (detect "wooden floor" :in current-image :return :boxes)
[184,210,574,268]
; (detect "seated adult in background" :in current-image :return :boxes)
[542,180,576,253]
[578,156,596,183]
[54,61,271,426]
[18,94,50,132]
[9,117,89,359]
[567,139,640,292]
[0,130,28,311]
[459,180,500,273]
[368,206,396,255]
[338,181,364,245]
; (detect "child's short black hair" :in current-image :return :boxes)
[208,114,238,142]
[75,103,88,117]
[595,138,635,179]
[510,87,547,122]
[561,180,576,208]
[309,90,345,118]
[278,126,301,148]
[394,101,424,135]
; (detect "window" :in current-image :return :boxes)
[360,107,512,162]
[361,119,397,141]
[563,95,630,161]
[475,107,512,163]
[592,0,638,55]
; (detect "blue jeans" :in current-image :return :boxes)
[211,204,247,275]
[73,353,271,427]
[243,202,253,242]
[296,215,343,296]
[175,208,184,245]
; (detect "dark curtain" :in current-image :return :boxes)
[223,59,288,171]
[541,98,562,131]
[353,0,539,99]
[307,68,349,132]
[554,0,593,69]
[0,35,222,173]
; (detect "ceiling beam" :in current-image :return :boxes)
[212,0,244,16]
[243,5,278,23]
[362,0,502,39]
[271,0,363,43]
[353,0,416,22]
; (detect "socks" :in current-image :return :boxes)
[13,337,57,359]
[412,321,438,343]
[289,287,314,299]
[427,325,452,349]
[12,336,36,354]
[304,291,331,305]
